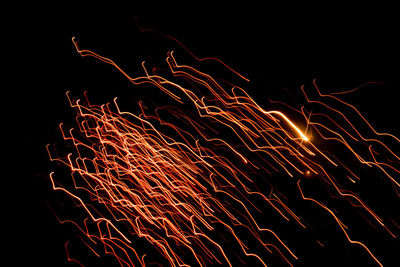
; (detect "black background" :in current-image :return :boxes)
[11,11,399,266]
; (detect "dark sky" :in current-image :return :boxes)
[10,11,399,266]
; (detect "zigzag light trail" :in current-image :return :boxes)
[46,35,399,266]
[47,92,298,266]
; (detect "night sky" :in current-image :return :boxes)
[11,12,399,266]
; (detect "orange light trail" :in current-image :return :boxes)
[48,92,300,266]
[46,35,399,266]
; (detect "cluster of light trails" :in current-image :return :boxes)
[46,35,399,266]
